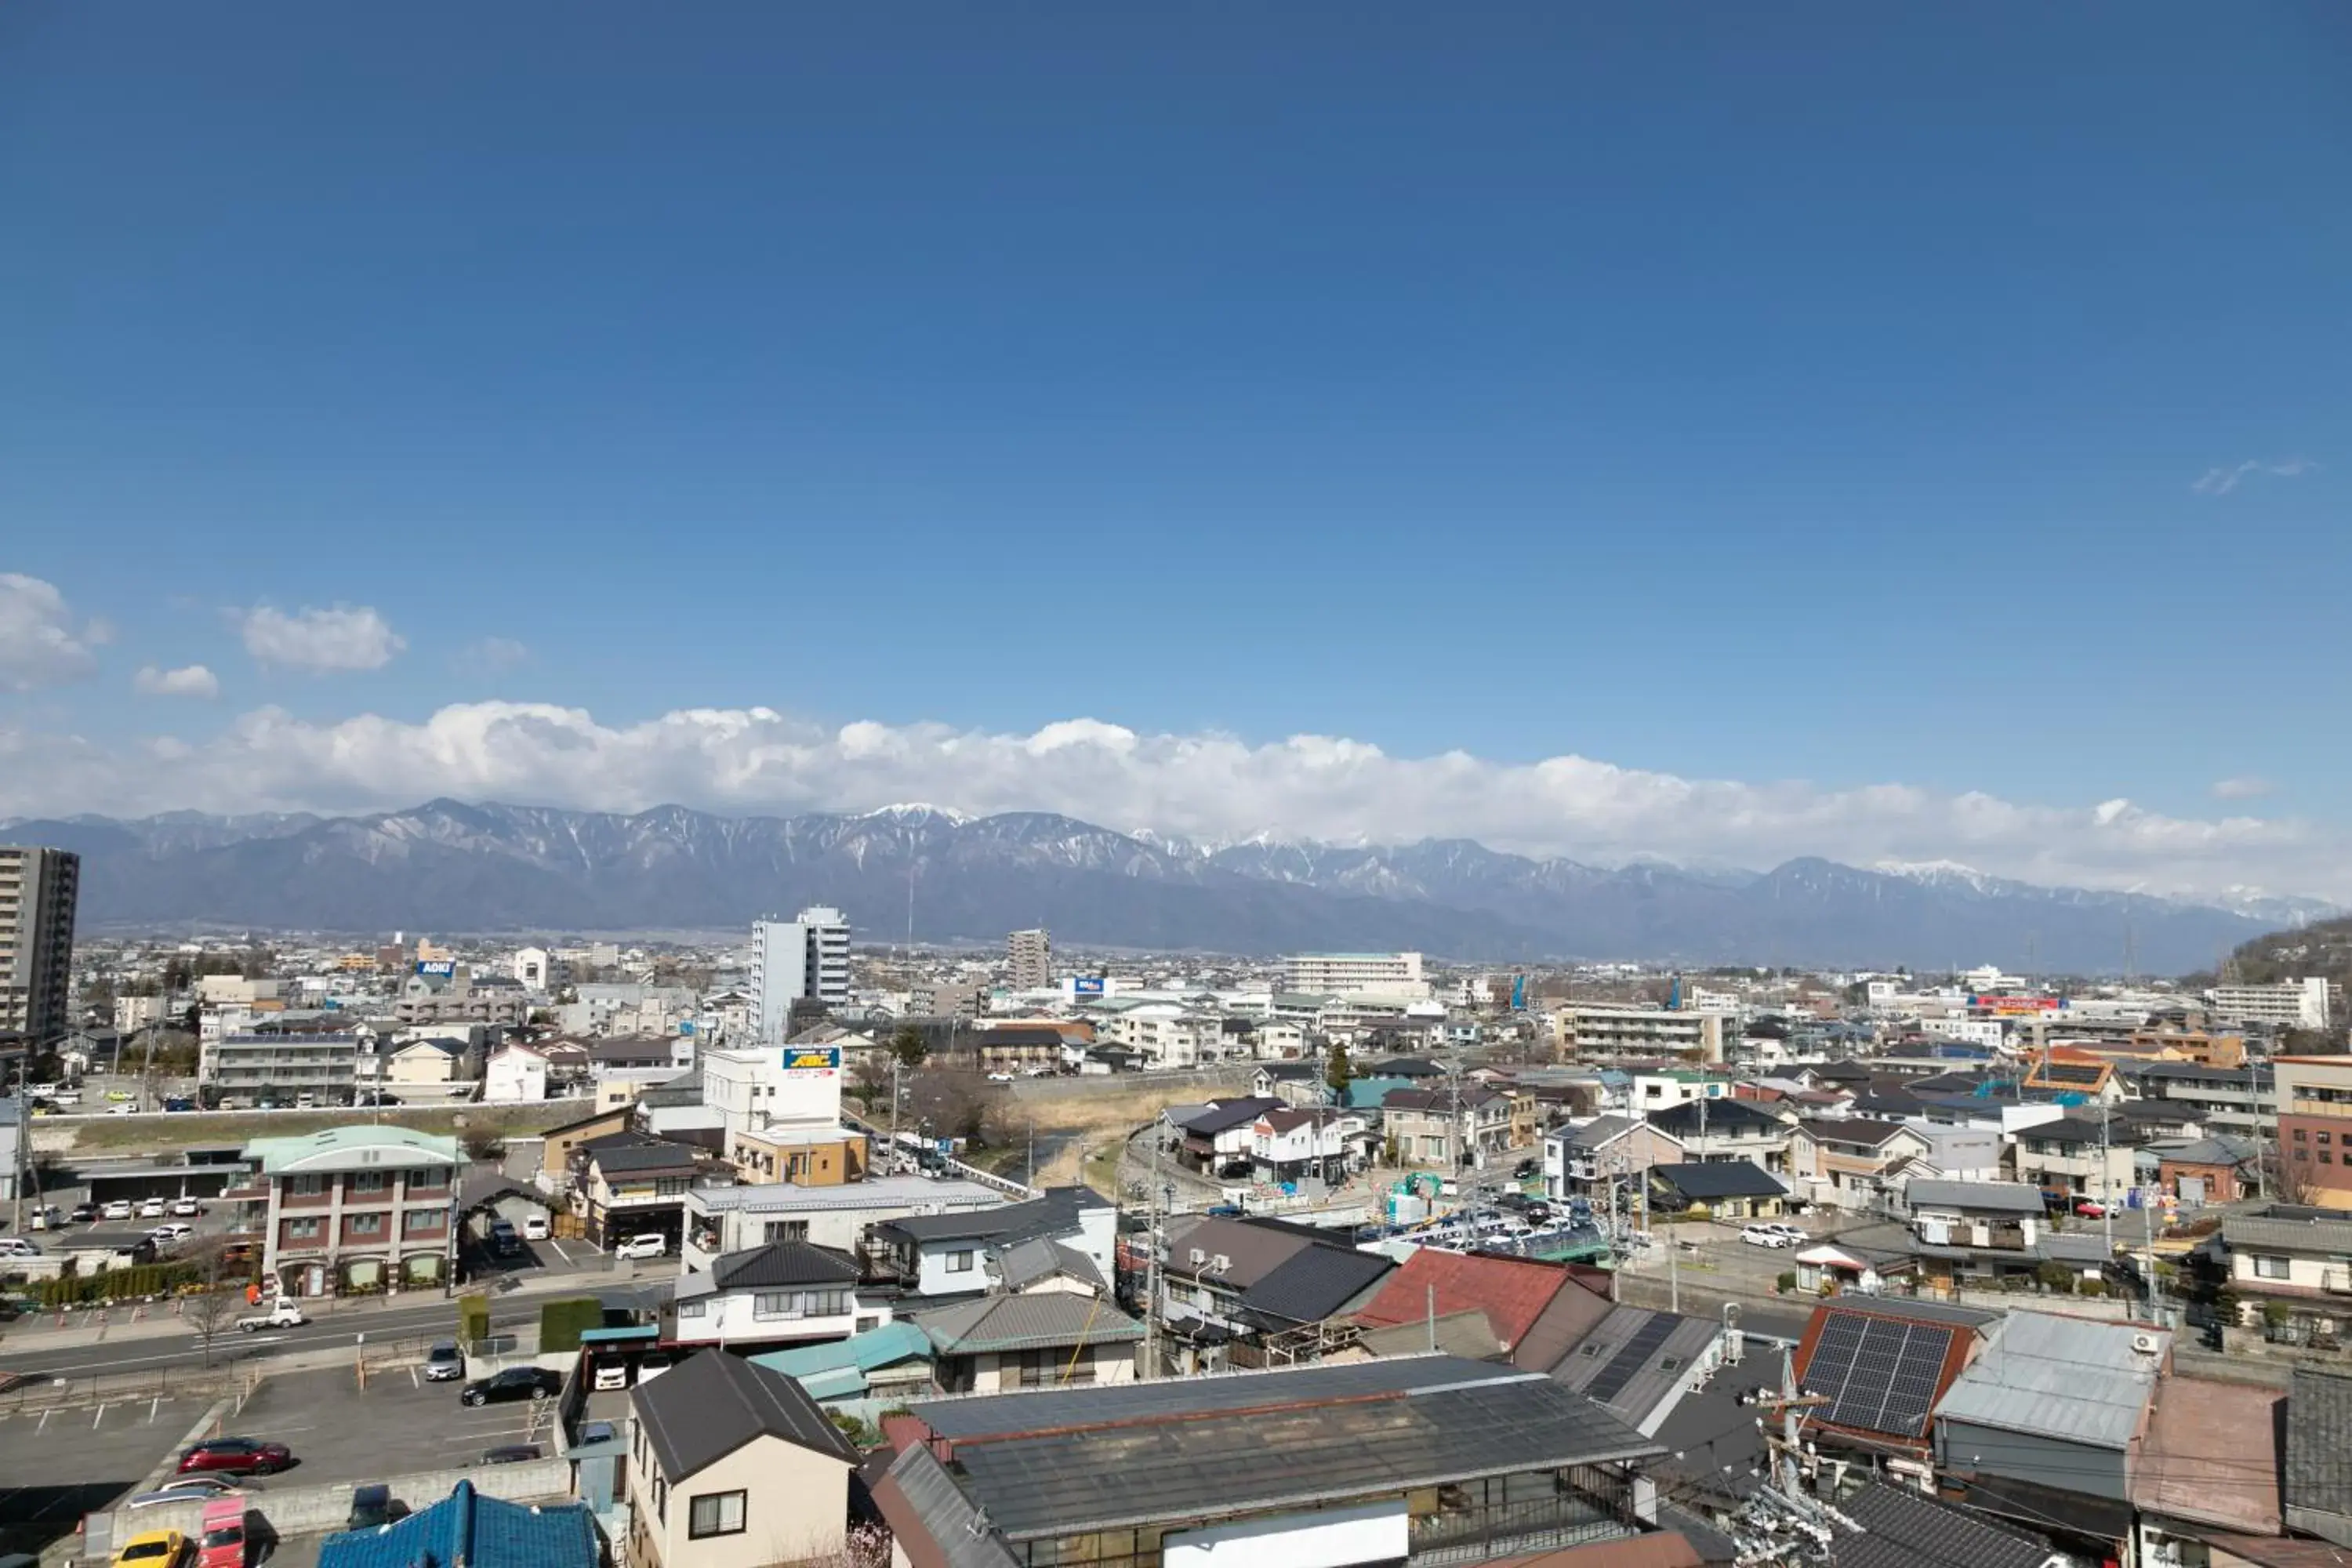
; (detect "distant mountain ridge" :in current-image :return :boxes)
[1,798,2328,972]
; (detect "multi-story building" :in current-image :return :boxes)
[203,1032,363,1105]
[1283,951,1429,998]
[1380,1087,1513,1171]
[2009,1115,2141,1203]
[1559,1004,1730,1065]
[2210,978,2332,1032]
[2218,1207,2352,1343]
[749,908,851,1040]
[2124,1061,2275,1138]
[242,1125,459,1297]
[0,844,77,1047]
[2274,1055,2352,1207]
[1006,927,1051,989]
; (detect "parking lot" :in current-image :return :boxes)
[231,1366,560,1485]
[0,1394,201,1552]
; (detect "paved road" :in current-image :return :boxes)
[0,1293,549,1379]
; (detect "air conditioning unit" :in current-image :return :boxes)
[1188,1247,1207,1265]
[2131,1332,2161,1354]
[1212,1254,1231,1272]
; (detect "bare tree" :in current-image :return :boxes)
[2268,1145,2318,1207]
[180,1242,244,1368]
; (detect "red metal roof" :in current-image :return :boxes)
[1352,1249,1577,1352]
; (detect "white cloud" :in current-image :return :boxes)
[0,702,2343,901]
[2192,457,2319,496]
[132,663,222,699]
[2211,775,2274,800]
[0,573,104,691]
[238,604,405,673]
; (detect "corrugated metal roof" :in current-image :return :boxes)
[1239,1243,1394,1327]
[875,1446,1022,1568]
[1550,1306,1719,1431]
[1934,1311,2165,1449]
[1904,1179,2045,1215]
[912,1354,1508,1438]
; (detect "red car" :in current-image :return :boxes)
[176,1439,291,1476]
[2073,1198,2107,1219]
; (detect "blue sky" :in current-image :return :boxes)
[2,4,2347,895]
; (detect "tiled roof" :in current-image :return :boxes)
[708,1240,862,1292]
[633,1346,856,1478]
[318,1481,596,1568]
[914,1292,1144,1356]
[1353,1249,1577,1351]
[1834,1483,2052,1568]
[2286,1367,2352,1525]
[2223,1210,2352,1256]
[1652,1162,1788,1200]
[1236,1243,1394,1327]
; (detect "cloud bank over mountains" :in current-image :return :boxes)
[2,699,2341,902]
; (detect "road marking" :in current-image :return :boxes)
[93,1403,106,1428]
[549,1240,572,1263]
[150,1395,161,1423]
[37,1408,51,1432]
[409,1367,419,1388]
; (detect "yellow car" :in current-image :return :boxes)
[114,1530,191,1568]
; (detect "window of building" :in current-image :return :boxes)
[2255,1255,2292,1279]
[2325,1152,2336,1164]
[688,1492,746,1539]
[2296,1149,2310,1161]
[290,1174,325,1196]
[677,1299,706,1318]
[763,1221,809,1243]
[2323,1131,2335,1145]
[405,1208,445,1232]
[350,1212,386,1236]
[286,1218,321,1240]
[2295,1128,2309,1142]
[350,1172,389,1195]
[946,1250,974,1274]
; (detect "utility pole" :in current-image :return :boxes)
[2101,1096,2115,1257]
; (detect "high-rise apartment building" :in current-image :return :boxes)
[1007,928,1052,989]
[0,846,78,1047]
[1283,951,1429,998]
[749,907,851,1042]
[2209,978,2332,1032]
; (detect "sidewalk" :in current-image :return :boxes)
[2,1265,612,1352]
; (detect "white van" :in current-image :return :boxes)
[521,1214,550,1241]
[613,1233,667,1261]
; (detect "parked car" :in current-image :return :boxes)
[27,1206,62,1231]
[103,1199,134,1221]
[1761,1222,1809,1243]
[70,1203,100,1223]
[112,1530,191,1568]
[170,1196,205,1217]
[521,1215,550,1240]
[139,1198,168,1219]
[0,1238,42,1260]
[176,1439,292,1476]
[347,1485,397,1533]
[423,1341,466,1382]
[590,1361,628,1392]
[125,1479,255,1509]
[162,1098,198,1114]
[459,1367,561,1407]
[612,1232,666,1261]
[478,1445,543,1465]
[635,1352,673,1384]
[1739,1224,1794,1249]
[197,1498,247,1568]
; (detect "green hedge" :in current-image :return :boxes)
[459,1291,492,1348]
[539,1296,604,1354]
[36,1262,210,1308]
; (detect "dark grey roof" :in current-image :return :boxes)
[1817,1294,1999,1330]
[914,1354,1508,1437]
[632,1346,856,1478]
[584,1139,700,1174]
[710,1240,862,1291]
[2023,1115,2143,1148]
[992,1235,1105,1292]
[2224,1210,2352,1256]
[1548,1305,1720,1429]
[1236,1243,1395,1327]
[1904,1179,2046,1215]
[878,1446,1022,1568]
[1652,1162,1790,1200]
[879,1185,1102,1247]
[913,1362,1661,1540]
[913,1293,1144,1356]
[1175,1097,1286,1136]
[1647,1099,1787,1137]
[2286,1367,2352,1523]
[1836,1482,2054,1568]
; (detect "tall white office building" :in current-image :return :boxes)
[749,906,852,1042]
[1283,951,1429,998]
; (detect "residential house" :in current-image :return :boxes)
[535,1106,635,1194]
[750,1320,934,1412]
[573,1133,703,1249]
[1164,1096,1287,1176]
[626,1349,858,1568]
[2151,1134,2258,1206]
[2218,1207,2352,1345]
[915,1291,1145,1392]
[1544,1116,1686,1203]
[385,1036,470,1087]
[2009,1115,2141,1207]
[243,1125,458,1298]
[2132,1376,2285,1564]
[872,1357,1680,1568]
[1647,1160,1791,1219]
[1546,1304,1727,1438]
[967,1023,1077,1075]
[1935,1312,2170,1553]
[2020,1050,2124,1104]
[1380,1087,1513,1171]
[1156,1213,1395,1370]
[665,1240,886,1349]
[683,1173,1006,1270]
[864,1186,1114,1301]
[1786,1117,1932,1212]
[726,1122,868,1187]
[1350,1249,1616,1363]
[1252,1061,1329,1105]
[1644,1098,1791,1175]
[481,1042,549,1103]
[316,1481,597,1568]
[1792,1298,1994,1468]
[1247,1105,1373,1185]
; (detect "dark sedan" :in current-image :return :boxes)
[176,1438,292,1476]
[458,1367,561,1407]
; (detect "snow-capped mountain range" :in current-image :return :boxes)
[2,799,2332,972]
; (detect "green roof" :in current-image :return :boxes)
[751,1321,930,1399]
[244,1124,461,1175]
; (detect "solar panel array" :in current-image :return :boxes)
[1582,1313,1679,1403]
[1806,1311,1955,1438]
